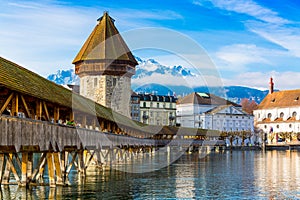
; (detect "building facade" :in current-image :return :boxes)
[72,12,138,117]
[254,78,300,135]
[130,92,140,122]
[176,92,253,132]
[199,105,254,132]
[139,94,176,126]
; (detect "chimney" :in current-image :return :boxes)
[269,77,274,94]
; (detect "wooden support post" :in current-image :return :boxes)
[27,153,33,182]
[78,150,85,175]
[107,122,111,132]
[85,150,95,169]
[100,120,105,131]
[21,152,28,186]
[11,93,18,116]
[46,153,56,187]
[65,152,77,178]
[54,107,60,123]
[43,101,50,121]
[20,95,31,118]
[92,118,96,129]
[82,115,87,128]
[6,153,20,184]
[0,154,4,184]
[36,101,42,120]
[53,152,63,186]
[70,112,74,121]
[0,92,14,115]
[2,156,11,184]
[32,153,47,183]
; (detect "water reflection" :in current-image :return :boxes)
[1,150,300,199]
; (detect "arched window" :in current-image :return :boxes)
[267,113,272,118]
[280,112,284,118]
[292,111,297,117]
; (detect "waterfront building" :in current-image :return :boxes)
[130,92,140,122]
[139,94,176,126]
[72,12,138,117]
[176,92,253,132]
[254,78,300,135]
[199,105,254,132]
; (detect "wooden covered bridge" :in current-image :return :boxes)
[0,56,224,187]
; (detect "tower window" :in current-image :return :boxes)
[94,78,98,87]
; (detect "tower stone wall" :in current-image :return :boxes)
[80,75,131,117]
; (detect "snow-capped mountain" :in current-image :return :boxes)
[46,57,268,103]
[132,56,196,79]
[46,57,195,86]
[47,69,79,85]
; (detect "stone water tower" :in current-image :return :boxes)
[73,12,138,117]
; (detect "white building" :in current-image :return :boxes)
[176,92,254,132]
[254,78,300,134]
[200,105,254,132]
[139,94,176,126]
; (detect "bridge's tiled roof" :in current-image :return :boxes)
[72,12,137,65]
[0,56,142,131]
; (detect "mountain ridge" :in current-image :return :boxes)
[46,57,269,104]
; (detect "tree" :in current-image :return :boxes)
[241,98,258,114]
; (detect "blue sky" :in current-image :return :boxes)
[1,0,300,90]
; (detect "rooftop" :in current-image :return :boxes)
[177,92,239,106]
[72,12,137,66]
[257,89,300,109]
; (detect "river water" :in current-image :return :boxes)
[1,150,300,199]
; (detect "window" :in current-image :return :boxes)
[112,78,117,86]
[267,113,272,118]
[276,125,279,129]
[280,112,284,118]
[292,111,297,117]
[289,124,292,128]
[264,125,267,129]
[143,102,146,108]
[94,78,98,87]
[157,103,159,108]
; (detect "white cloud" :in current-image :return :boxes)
[0,0,184,76]
[223,71,300,90]
[213,43,290,72]
[193,0,300,59]
[193,0,290,24]
[246,21,300,58]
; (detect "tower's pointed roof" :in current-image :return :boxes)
[72,12,137,65]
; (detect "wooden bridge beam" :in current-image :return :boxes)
[46,153,56,187]
[11,93,18,116]
[20,95,31,118]
[53,152,63,186]
[0,92,14,115]
[54,107,60,123]
[0,154,4,184]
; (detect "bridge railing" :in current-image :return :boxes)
[0,116,224,152]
